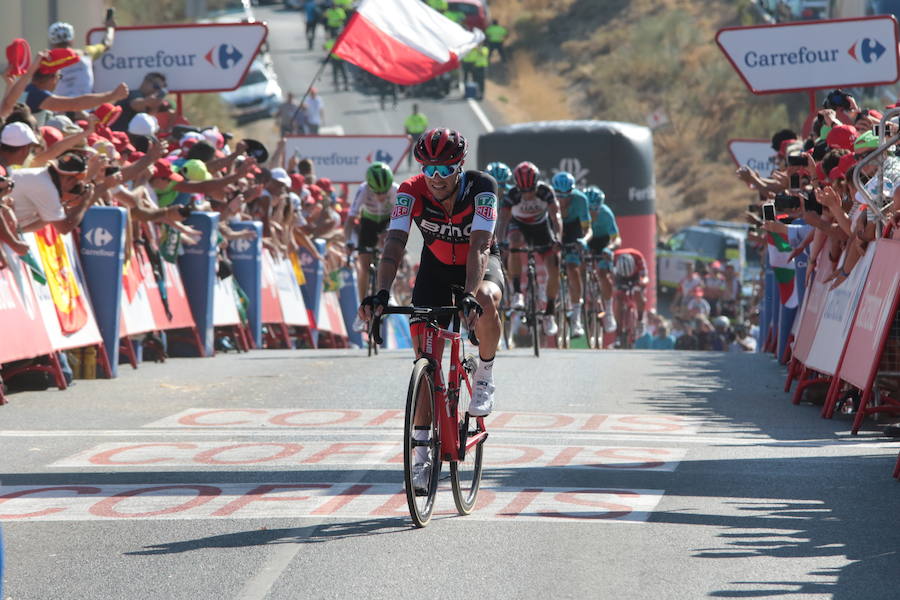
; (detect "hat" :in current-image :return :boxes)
[94,103,123,128]
[48,22,75,45]
[153,160,184,183]
[185,140,216,163]
[201,126,225,150]
[709,260,722,271]
[826,125,858,151]
[242,138,269,163]
[778,138,798,157]
[181,159,212,182]
[39,125,63,148]
[5,39,31,77]
[270,167,291,187]
[1,122,39,147]
[290,173,305,192]
[38,48,79,75]
[854,130,880,152]
[93,139,117,158]
[317,177,333,192]
[829,153,858,181]
[55,152,87,175]
[46,114,82,135]
[128,113,159,136]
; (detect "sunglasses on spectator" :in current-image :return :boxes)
[421,163,461,179]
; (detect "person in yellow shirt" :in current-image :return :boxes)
[485,19,508,63]
[403,104,428,167]
[324,4,347,38]
[48,11,116,98]
[470,45,489,99]
[462,46,478,84]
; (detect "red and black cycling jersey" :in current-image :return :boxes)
[503,182,556,225]
[389,171,498,266]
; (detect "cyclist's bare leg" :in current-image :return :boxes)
[412,337,432,427]
[509,230,524,291]
[357,251,372,301]
[475,280,502,359]
[635,289,646,321]
[567,262,583,305]
[599,268,613,303]
[544,251,560,311]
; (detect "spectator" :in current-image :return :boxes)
[673,260,702,312]
[48,13,116,99]
[651,323,676,350]
[485,19,508,63]
[378,79,397,110]
[11,151,100,234]
[302,87,324,134]
[469,44,489,99]
[703,261,726,315]
[113,72,168,133]
[324,39,350,92]
[404,104,429,168]
[0,164,27,264]
[0,121,39,170]
[304,0,322,50]
[684,286,711,319]
[695,317,725,351]
[674,320,699,350]
[25,51,128,116]
[323,3,347,38]
[729,324,757,353]
[276,93,303,137]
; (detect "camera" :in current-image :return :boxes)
[789,174,801,188]
[762,203,776,221]
[177,204,195,219]
[787,154,806,167]
[823,89,852,110]
[774,192,800,211]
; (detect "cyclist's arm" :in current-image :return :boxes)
[465,229,491,295]
[608,233,622,249]
[548,199,563,241]
[496,204,511,241]
[376,229,407,291]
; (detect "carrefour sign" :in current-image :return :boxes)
[728,139,777,175]
[87,23,267,94]
[283,135,412,184]
[716,16,900,94]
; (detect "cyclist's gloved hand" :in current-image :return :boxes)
[359,289,390,320]
[460,292,483,342]
[578,238,589,251]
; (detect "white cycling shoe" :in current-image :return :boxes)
[542,314,558,336]
[412,462,432,495]
[603,313,617,333]
[468,378,495,417]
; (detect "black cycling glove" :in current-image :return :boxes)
[460,292,483,319]
[361,289,390,311]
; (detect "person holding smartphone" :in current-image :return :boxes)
[112,72,169,133]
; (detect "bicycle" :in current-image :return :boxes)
[508,244,554,357]
[370,288,488,527]
[614,283,640,349]
[581,252,606,350]
[357,245,380,357]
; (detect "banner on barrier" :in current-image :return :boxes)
[791,256,831,365]
[26,230,103,351]
[0,247,54,363]
[213,276,242,327]
[835,240,900,390]
[135,245,195,331]
[805,244,876,375]
[260,251,285,325]
[318,291,348,338]
[271,253,309,327]
[119,255,157,337]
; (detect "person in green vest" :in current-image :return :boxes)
[461,46,478,84]
[323,3,347,38]
[324,38,349,91]
[403,104,429,167]
[470,44,489,99]
[485,19,508,63]
[427,0,448,12]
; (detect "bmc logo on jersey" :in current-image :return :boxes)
[205,44,243,69]
[391,195,413,219]
[474,193,497,221]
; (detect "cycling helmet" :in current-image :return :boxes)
[584,186,605,208]
[366,161,393,193]
[551,171,576,194]
[712,316,731,329]
[486,161,512,184]
[513,161,540,190]
[48,22,75,45]
[614,253,637,278]
[413,128,467,165]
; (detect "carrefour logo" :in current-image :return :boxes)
[231,238,251,253]
[848,38,886,63]
[85,227,113,247]
[366,149,393,164]
[205,44,243,69]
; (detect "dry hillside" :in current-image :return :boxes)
[485,0,814,233]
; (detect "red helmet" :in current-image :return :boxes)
[513,161,540,190]
[413,128,467,165]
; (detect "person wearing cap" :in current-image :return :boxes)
[48,12,116,99]
[1,50,47,122]
[113,72,168,133]
[0,122,41,170]
[25,50,128,115]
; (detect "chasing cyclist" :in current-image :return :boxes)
[584,185,621,332]
[345,162,398,331]
[497,161,562,336]
[551,171,592,338]
[612,247,649,337]
[485,161,513,202]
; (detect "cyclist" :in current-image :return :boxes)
[551,171,592,338]
[345,162,398,331]
[497,160,562,335]
[612,247,649,335]
[357,128,503,492]
[585,185,621,332]
[485,161,513,201]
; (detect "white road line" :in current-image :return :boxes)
[467,98,494,133]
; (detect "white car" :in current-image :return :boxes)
[219,59,283,124]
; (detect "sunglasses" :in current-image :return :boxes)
[421,163,461,179]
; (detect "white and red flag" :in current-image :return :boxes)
[332,0,484,85]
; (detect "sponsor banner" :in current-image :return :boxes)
[145,408,701,434]
[271,253,309,327]
[138,245,196,332]
[283,136,411,184]
[728,139,777,176]
[716,16,900,94]
[175,213,219,357]
[259,250,285,325]
[0,245,53,363]
[119,255,157,337]
[87,23,267,93]
[336,265,364,348]
[318,291,347,338]
[790,253,831,365]
[835,240,900,390]
[805,244,876,374]
[26,231,103,352]
[228,222,263,346]
[212,276,242,327]
[52,441,686,471]
[0,482,664,523]
[383,313,413,349]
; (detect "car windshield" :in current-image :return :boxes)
[448,2,479,15]
[240,69,268,87]
[669,230,724,260]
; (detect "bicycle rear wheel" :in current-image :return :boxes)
[584,274,601,349]
[557,274,570,349]
[450,356,485,515]
[367,265,379,357]
[403,358,441,527]
[527,269,540,358]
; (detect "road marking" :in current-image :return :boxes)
[50,441,687,471]
[467,98,494,133]
[0,482,664,523]
[142,409,702,435]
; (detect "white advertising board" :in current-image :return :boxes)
[716,16,900,94]
[728,139,777,176]
[88,23,267,93]
[283,135,412,184]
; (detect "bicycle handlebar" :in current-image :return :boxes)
[370,285,481,347]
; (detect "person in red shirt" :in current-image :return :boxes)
[612,247,648,328]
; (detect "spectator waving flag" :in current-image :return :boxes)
[331,0,484,85]
[767,231,798,309]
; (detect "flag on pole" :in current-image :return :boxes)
[332,0,484,85]
[767,231,798,308]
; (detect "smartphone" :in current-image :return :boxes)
[105,8,115,22]
[873,124,881,137]
[803,192,822,215]
[762,203,776,222]
[789,174,801,188]
[787,154,806,167]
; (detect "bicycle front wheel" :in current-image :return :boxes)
[404,357,441,527]
[527,269,540,358]
[557,275,570,349]
[450,356,485,514]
